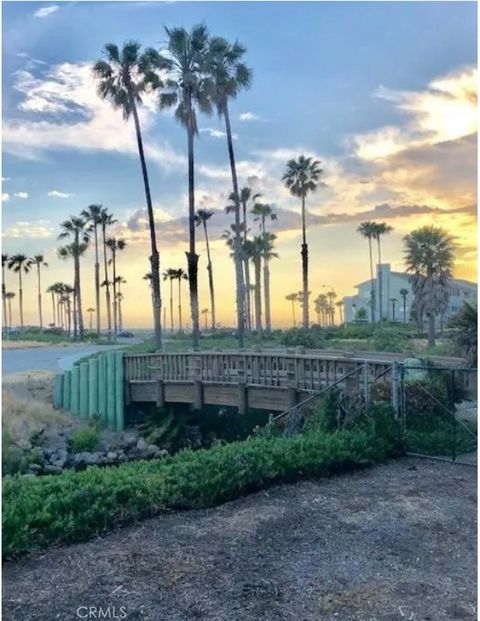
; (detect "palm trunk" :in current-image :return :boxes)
[368,237,375,323]
[36,264,43,329]
[177,278,182,333]
[223,101,245,348]
[392,301,396,322]
[8,298,12,329]
[130,93,162,350]
[169,278,174,333]
[377,238,382,322]
[118,298,123,332]
[51,292,56,326]
[111,249,117,334]
[428,313,435,347]
[186,121,200,349]
[67,299,71,336]
[18,271,24,328]
[403,298,407,324]
[254,257,262,335]
[264,259,271,333]
[203,221,216,331]
[291,300,296,328]
[242,198,252,333]
[73,289,78,339]
[301,192,309,328]
[94,224,101,336]
[75,251,84,340]
[2,264,6,329]
[102,224,112,336]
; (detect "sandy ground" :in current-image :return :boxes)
[1,340,62,350]
[3,457,476,621]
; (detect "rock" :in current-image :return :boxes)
[16,439,32,452]
[43,464,63,475]
[52,448,68,468]
[27,463,42,474]
[136,437,148,451]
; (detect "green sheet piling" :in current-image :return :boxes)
[71,365,80,416]
[98,354,107,424]
[79,362,89,418]
[106,351,116,429]
[63,370,71,411]
[115,351,124,431]
[53,374,63,409]
[88,357,99,418]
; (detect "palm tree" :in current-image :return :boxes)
[282,155,323,328]
[58,216,90,340]
[244,236,265,334]
[114,276,127,331]
[390,298,397,322]
[404,226,454,347]
[357,221,377,323]
[5,292,15,329]
[7,254,33,328]
[98,208,116,336]
[2,254,8,328]
[106,237,126,334]
[259,232,278,334]
[314,293,329,326]
[449,302,477,367]
[201,307,209,331]
[226,186,260,332]
[82,204,104,336]
[158,25,212,350]
[93,41,165,350]
[174,268,188,333]
[286,292,299,328]
[251,203,277,333]
[195,209,216,331]
[87,307,95,332]
[61,284,74,336]
[335,300,344,324]
[46,284,57,326]
[206,35,253,349]
[373,222,393,321]
[32,254,48,329]
[399,288,409,324]
[163,268,177,334]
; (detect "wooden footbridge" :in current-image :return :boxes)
[53,349,464,431]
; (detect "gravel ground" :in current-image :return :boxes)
[3,457,476,621]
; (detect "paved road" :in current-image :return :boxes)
[1,342,136,376]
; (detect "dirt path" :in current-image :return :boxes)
[3,458,476,621]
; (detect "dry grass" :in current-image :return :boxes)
[2,341,53,350]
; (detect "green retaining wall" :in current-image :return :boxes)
[52,352,125,431]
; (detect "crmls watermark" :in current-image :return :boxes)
[76,606,128,619]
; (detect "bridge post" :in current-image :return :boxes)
[237,382,247,415]
[156,380,165,408]
[193,380,203,410]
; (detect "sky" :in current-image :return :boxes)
[2,0,477,329]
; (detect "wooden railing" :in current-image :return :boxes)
[124,352,393,392]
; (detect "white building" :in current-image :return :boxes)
[343,264,477,323]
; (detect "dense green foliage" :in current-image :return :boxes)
[405,412,476,457]
[3,421,397,558]
[69,426,100,453]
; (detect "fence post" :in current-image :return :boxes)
[79,362,89,418]
[391,361,400,418]
[98,354,107,425]
[363,363,370,408]
[53,374,64,409]
[63,370,71,411]
[106,351,116,429]
[88,358,99,418]
[115,352,125,431]
[71,365,80,416]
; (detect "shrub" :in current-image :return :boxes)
[280,327,325,349]
[370,327,409,353]
[3,424,397,558]
[68,426,100,453]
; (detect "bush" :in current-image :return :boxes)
[3,423,397,558]
[280,327,325,349]
[68,426,100,453]
[370,327,409,353]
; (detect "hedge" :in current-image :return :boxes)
[3,422,396,559]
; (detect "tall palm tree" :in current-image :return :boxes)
[404,226,454,347]
[87,307,95,331]
[58,246,87,338]
[286,292,298,328]
[372,221,393,321]
[201,307,209,331]
[163,268,177,334]
[93,41,165,350]
[82,204,104,336]
[2,254,8,328]
[314,293,329,326]
[158,25,212,350]
[259,232,278,334]
[58,216,90,340]
[174,268,188,333]
[244,236,265,335]
[98,208,116,336]
[335,300,344,324]
[206,35,252,349]
[282,155,323,328]
[61,284,74,336]
[46,284,57,326]
[32,254,48,329]
[327,290,337,326]
[114,276,127,331]
[251,203,277,333]
[106,237,126,334]
[399,288,409,324]
[195,208,216,331]
[5,292,15,329]
[357,221,377,323]
[7,254,33,328]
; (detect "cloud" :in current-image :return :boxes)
[2,193,10,202]
[2,220,54,239]
[239,112,262,122]
[2,177,11,182]
[199,127,237,140]
[4,61,185,171]
[34,5,59,18]
[48,190,72,198]
[352,67,477,161]
[13,192,28,199]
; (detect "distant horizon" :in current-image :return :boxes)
[2,1,477,329]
